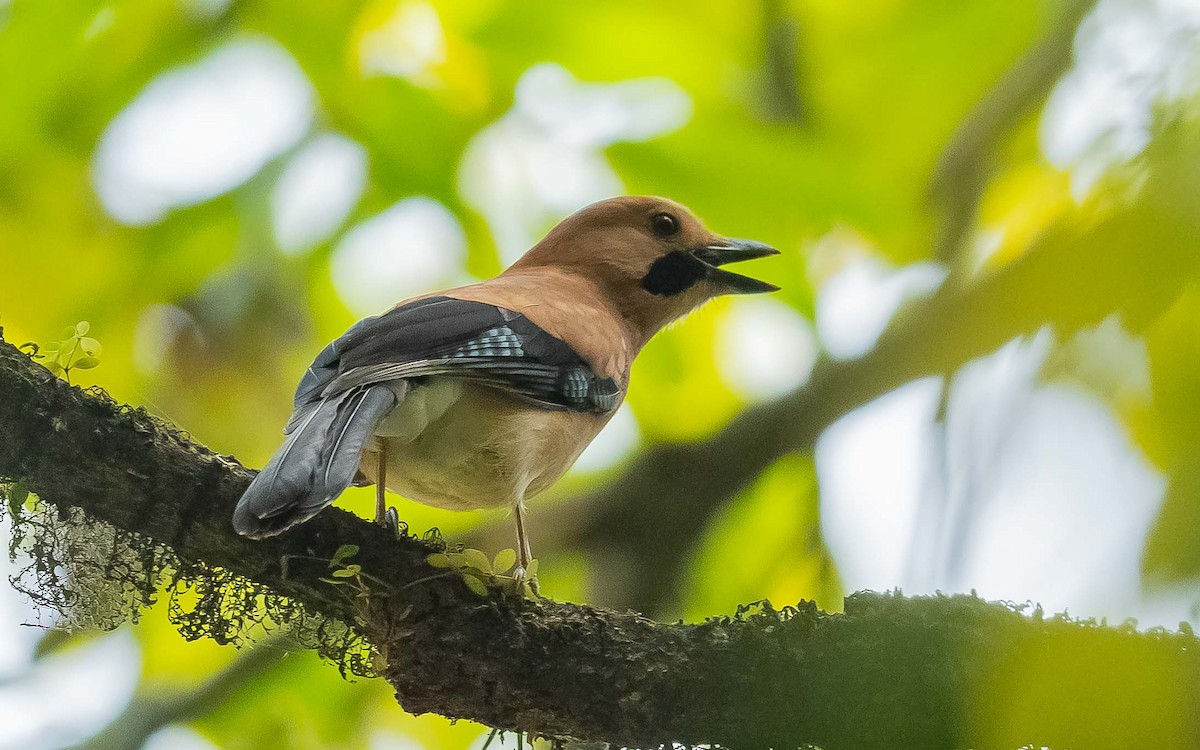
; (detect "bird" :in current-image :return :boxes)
[232,195,779,590]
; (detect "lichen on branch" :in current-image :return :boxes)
[2,491,374,675]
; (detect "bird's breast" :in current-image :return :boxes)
[361,379,612,511]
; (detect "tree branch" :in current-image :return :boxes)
[758,0,806,124]
[929,0,1097,268]
[1,312,1199,748]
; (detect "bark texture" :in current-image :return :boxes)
[2,329,1199,750]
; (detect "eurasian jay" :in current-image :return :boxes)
[233,196,778,587]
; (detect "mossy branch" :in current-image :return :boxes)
[1,328,1199,749]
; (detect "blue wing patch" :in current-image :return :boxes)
[450,326,526,359]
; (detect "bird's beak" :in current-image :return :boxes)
[692,239,781,294]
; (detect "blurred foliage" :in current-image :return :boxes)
[2,0,1200,747]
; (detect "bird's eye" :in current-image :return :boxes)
[650,213,679,238]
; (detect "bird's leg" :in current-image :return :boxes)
[513,502,539,595]
[375,442,401,539]
[375,442,387,523]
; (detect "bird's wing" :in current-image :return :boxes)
[291,296,620,420]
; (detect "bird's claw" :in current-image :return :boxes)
[511,565,540,597]
[381,507,401,539]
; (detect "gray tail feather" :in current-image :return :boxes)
[233,385,399,538]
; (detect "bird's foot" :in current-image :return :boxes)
[511,560,540,597]
[378,507,401,539]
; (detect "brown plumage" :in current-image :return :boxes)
[233,195,778,587]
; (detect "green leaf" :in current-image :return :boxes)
[6,482,29,518]
[492,548,516,574]
[525,559,539,578]
[74,320,90,335]
[44,361,64,375]
[78,337,102,356]
[73,357,100,370]
[461,573,488,596]
[56,338,77,362]
[331,566,359,578]
[319,577,347,585]
[462,548,491,572]
[426,552,454,568]
[330,544,359,567]
[60,326,77,340]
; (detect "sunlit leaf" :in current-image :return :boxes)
[492,548,516,574]
[462,548,491,573]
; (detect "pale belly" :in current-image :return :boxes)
[358,379,611,511]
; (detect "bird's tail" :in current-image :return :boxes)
[233,385,399,538]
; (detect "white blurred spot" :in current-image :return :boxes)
[133,304,198,375]
[459,63,692,263]
[716,297,818,399]
[930,332,1162,618]
[573,403,641,473]
[963,383,1163,615]
[370,730,426,750]
[93,38,314,225]
[819,329,1176,626]
[0,519,40,680]
[358,1,446,85]
[513,63,692,146]
[1041,0,1200,196]
[814,253,945,360]
[1042,314,1151,401]
[463,731,504,750]
[816,378,943,591]
[145,726,220,750]
[271,133,368,255]
[0,630,140,750]
[331,197,467,316]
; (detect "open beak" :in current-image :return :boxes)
[692,238,781,294]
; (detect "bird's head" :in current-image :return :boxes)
[512,196,780,340]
